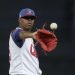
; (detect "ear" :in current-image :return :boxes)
[18,18,22,23]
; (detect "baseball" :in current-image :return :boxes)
[50,23,58,30]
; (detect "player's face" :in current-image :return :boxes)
[19,16,35,31]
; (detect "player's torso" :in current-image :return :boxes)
[9,35,42,75]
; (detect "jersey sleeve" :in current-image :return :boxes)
[11,28,24,48]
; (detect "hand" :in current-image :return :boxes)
[32,31,38,39]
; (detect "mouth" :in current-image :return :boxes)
[27,23,33,26]
[27,23,33,27]
[28,23,31,25]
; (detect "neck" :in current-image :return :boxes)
[19,26,31,32]
[24,28,31,32]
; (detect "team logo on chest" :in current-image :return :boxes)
[30,44,38,57]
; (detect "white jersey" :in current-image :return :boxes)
[9,28,42,75]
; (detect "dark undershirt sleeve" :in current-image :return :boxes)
[11,29,24,48]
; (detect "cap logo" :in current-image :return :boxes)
[28,10,32,13]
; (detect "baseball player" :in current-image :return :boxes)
[9,8,42,75]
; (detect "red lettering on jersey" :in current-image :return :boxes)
[30,44,38,57]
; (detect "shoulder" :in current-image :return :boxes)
[10,27,24,47]
[11,27,22,34]
[10,27,23,41]
[10,27,22,36]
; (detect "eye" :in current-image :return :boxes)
[22,16,35,20]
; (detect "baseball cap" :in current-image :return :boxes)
[19,8,36,19]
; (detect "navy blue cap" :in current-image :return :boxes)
[19,8,36,18]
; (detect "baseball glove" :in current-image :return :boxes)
[34,29,58,52]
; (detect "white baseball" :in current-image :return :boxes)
[50,23,58,30]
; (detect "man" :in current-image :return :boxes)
[9,8,42,75]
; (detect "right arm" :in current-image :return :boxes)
[19,30,37,40]
[11,28,37,47]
